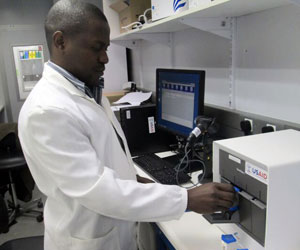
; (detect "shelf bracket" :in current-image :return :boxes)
[111,33,171,48]
[178,17,232,39]
[229,17,237,109]
[111,39,141,49]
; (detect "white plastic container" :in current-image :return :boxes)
[221,234,244,250]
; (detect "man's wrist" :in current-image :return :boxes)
[136,175,154,184]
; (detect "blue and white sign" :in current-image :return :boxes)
[173,0,187,12]
[152,0,189,21]
[245,162,269,185]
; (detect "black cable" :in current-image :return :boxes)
[173,143,207,188]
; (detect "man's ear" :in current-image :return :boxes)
[53,31,65,51]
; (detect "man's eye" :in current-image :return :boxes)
[92,46,101,51]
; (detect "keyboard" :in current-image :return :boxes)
[133,153,191,185]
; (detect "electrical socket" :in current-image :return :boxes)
[244,118,253,132]
[266,123,276,131]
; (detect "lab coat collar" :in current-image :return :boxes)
[42,63,97,104]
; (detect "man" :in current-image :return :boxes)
[18,1,235,250]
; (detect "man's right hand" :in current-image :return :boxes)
[187,182,235,214]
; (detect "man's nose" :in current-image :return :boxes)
[99,51,109,64]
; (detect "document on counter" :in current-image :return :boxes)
[111,92,152,111]
[113,92,152,106]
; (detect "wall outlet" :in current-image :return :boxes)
[266,123,276,131]
[244,118,253,132]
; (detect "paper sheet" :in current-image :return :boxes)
[113,92,152,105]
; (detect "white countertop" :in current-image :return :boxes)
[134,153,223,250]
[157,212,223,250]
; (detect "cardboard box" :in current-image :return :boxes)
[109,1,128,13]
[110,0,151,33]
[103,91,127,104]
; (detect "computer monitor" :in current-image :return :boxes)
[156,68,205,137]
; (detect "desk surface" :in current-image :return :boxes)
[135,153,223,250]
[157,212,223,250]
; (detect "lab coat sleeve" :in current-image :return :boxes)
[22,107,187,222]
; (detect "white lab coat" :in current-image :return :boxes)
[18,63,187,250]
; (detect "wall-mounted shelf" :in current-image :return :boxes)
[111,0,292,46]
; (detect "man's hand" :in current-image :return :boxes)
[187,182,235,214]
[136,175,155,184]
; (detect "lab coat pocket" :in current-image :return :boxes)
[70,227,121,250]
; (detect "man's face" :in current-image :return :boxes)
[63,19,110,87]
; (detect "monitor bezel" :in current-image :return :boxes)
[156,68,205,138]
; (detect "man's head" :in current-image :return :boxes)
[45,0,110,87]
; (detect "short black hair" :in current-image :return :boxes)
[45,0,108,54]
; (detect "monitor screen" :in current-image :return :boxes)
[156,69,205,137]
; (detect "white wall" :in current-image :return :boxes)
[0,0,52,122]
[103,43,128,92]
[103,0,128,92]
[0,70,6,122]
[131,28,231,107]
[130,4,300,124]
[0,27,50,122]
[235,4,300,124]
[173,29,232,107]
[131,40,173,91]
[0,71,5,107]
